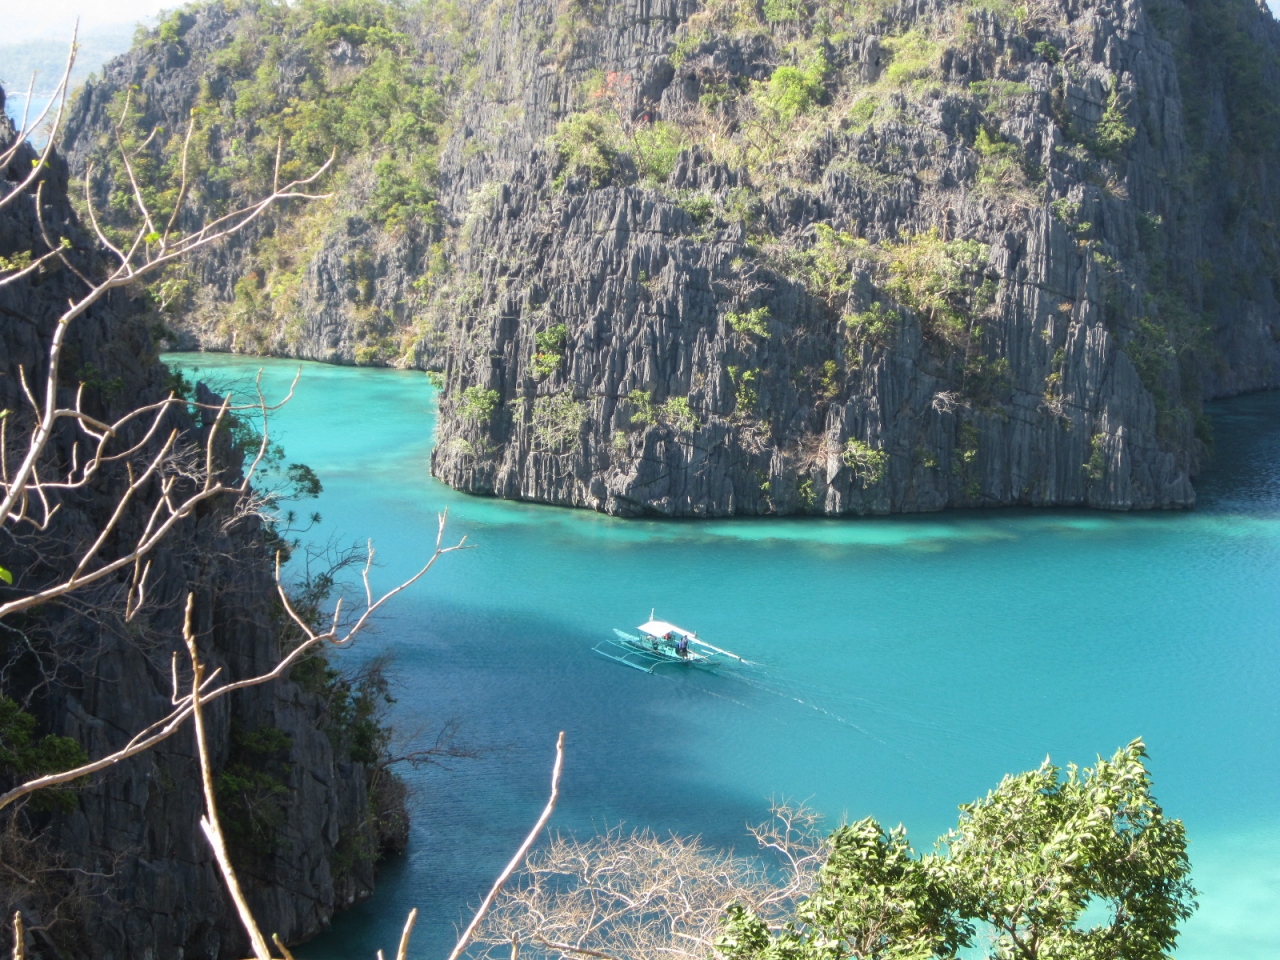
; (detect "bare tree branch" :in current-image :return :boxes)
[0,23,77,216]
[183,594,274,960]
[471,804,827,960]
[449,732,567,960]
[0,28,505,960]
[0,511,467,814]
[397,908,419,960]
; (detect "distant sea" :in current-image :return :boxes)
[162,354,1280,960]
[1,26,136,135]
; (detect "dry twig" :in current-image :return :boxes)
[471,803,827,960]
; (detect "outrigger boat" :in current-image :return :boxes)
[594,612,751,673]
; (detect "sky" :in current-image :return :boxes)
[0,0,168,43]
[0,0,1278,43]
[0,0,1277,60]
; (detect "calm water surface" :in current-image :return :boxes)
[167,353,1280,960]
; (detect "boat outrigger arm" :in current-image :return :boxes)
[593,615,754,673]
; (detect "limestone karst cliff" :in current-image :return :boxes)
[1,95,404,960]
[62,0,1280,516]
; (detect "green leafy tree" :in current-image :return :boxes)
[758,52,828,122]
[532,393,587,449]
[717,741,1195,960]
[625,389,657,427]
[1093,87,1136,160]
[882,230,989,344]
[660,396,699,432]
[721,820,967,960]
[842,440,888,484]
[552,113,619,187]
[532,323,569,379]
[762,0,805,22]
[459,386,502,423]
[844,303,899,346]
[727,306,771,338]
[944,739,1195,960]
[632,121,686,182]
[0,696,88,811]
[1033,40,1061,64]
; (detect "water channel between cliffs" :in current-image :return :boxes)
[166,353,1280,960]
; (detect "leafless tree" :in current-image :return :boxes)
[0,25,597,960]
[470,804,828,960]
[0,37,336,624]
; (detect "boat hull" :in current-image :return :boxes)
[594,630,712,673]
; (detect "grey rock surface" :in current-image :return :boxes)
[59,0,1280,518]
[430,0,1280,516]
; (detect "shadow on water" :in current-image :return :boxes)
[309,603,772,958]
[1197,392,1280,512]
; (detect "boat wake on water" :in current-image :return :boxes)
[595,616,1013,759]
[714,668,890,745]
[596,614,888,743]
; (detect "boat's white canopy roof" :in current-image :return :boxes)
[638,619,693,639]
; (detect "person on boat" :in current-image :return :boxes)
[676,635,689,658]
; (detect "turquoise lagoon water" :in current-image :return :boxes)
[166,353,1280,959]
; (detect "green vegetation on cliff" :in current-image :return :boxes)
[64,0,1280,518]
[0,697,87,812]
[77,0,457,361]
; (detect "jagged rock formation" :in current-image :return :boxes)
[60,3,453,365]
[1,95,403,960]
[428,0,1280,516]
[63,0,1280,517]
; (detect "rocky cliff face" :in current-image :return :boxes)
[63,0,1280,517]
[428,0,1280,516]
[1,98,400,960]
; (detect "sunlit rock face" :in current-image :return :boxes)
[431,0,1280,518]
[62,0,1280,517]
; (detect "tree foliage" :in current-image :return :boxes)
[721,820,966,960]
[882,230,990,345]
[756,52,828,122]
[717,740,1195,960]
[532,393,587,450]
[0,697,88,812]
[841,440,888,485]
[532,324,569,379]
[552,113,620,188]
[459,386,502,423]
[1093,87,1136,161]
